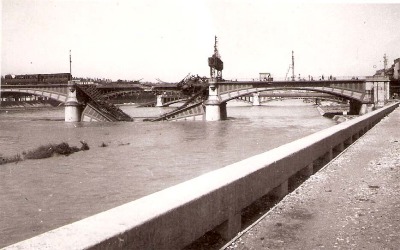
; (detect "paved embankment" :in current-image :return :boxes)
[225,106,400,249]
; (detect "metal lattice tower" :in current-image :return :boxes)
[285,50,295,81]
[291,50,295,81]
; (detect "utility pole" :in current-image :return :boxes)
[383,53,388,76]
[69,50,72,76]
[291,50,295,81]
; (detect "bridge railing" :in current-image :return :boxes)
[0,84,69,88]
[225,76,368,82]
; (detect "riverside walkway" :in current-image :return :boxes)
[224,106,400,249]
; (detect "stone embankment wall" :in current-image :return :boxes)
[5,102,399,250]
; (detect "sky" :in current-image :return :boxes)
[1,0,400,82]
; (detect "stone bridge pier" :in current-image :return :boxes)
[369,76,390,107]
[349,77,390,115]
[252,92,261,106]
[156,95,164,107]
[65,81,82,122]
[204,79,227,121]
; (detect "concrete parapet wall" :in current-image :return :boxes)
[5,102,399,250]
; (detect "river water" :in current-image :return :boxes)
[0,100,336,247]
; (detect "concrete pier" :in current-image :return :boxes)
[156,95,163,107]
[204,79,227,121]
[64,81,81,122]
[252,92,260,106]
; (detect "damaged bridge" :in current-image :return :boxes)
[76,84,133,122]
[0,81,133,122]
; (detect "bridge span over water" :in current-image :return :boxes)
[234,91,346,105]
[0,75,390,122]
[0,82,187,121]
[152,76,390,121]
[0,83,133,122]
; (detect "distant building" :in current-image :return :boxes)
[374,57,400,80]
[259,73,273,81]
[375,58,400,98]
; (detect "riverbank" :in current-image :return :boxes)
[225,106,400,249]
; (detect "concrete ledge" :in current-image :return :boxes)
[5,102,399,250]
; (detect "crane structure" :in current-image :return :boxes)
[291,50,295,81]
[285,50,295,81]
[208,36,223,80]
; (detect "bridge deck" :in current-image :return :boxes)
[216,79,372,104]
[77,85,133,121]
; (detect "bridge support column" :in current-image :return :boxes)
[204,79,227,121]
[366,76,390,109]
[252,92,260,106]
[156,95,164,107]
[65,81,81,122]
[349,100,373,115]
[220,102,227,120]
[349,100,361,115]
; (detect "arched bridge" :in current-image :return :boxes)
[217,79,370,103]
[1,84,69,103]
[0,83,133,122]
[0,82,189,121]
[235,91,346,105]
[1,76,391,122]
[153,76,390,121]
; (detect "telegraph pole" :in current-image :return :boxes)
[69,50,72,76]
[383,53,388,76]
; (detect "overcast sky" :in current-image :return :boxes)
[2,0,400,82]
